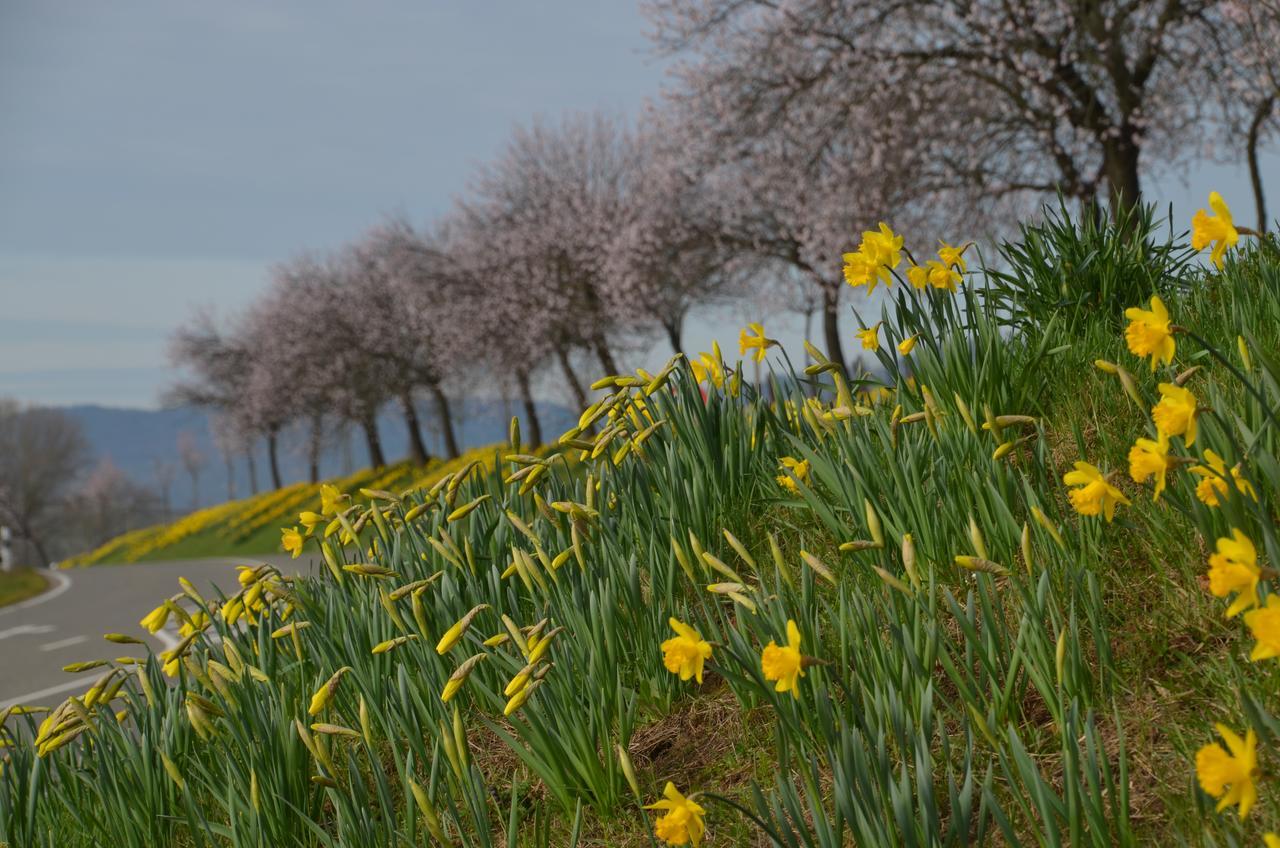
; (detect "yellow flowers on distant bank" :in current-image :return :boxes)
[842,223,903,294]
[646,782,706,846]
[1124,295,1175,370]
[738,323,776,363]
[1196,724,1257,818]
[1191,192,1240,269]
[1127,433,1173,500]
[1063,462,1130,522]
[761,619,804,697]
[775,456,810,493]
[1207,530,1260,618]
[661,618,712,684]
[1152,383,1199,445]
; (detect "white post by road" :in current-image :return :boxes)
[0,526,12,572]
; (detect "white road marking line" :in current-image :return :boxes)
[39,635,87,652]
[0,570,72,617]
[0,677,93,710]
[0,624,55,640]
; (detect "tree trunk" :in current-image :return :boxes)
[556,346,590,412]
[267,428,283,490]
[245,448,259,495]
[662,319,682,355]
[23,522,51,569]
[821,284,846,374]
[362,414,387,468]
[516,369,543,448]
[1248,96,1274,232]
[428,384,461,459]
[307,415,322,484]
[1102,135,1142,226]
[593,335,620,377]
[224,453,235,501]
[399,391,430,466]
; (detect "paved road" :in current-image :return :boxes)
[0,556,304,708]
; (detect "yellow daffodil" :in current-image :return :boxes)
[938,240,967,272]
[761,619,804,697]
[1244,596,1280,662]
[1123,295,1175,371]
[776,457,810,493]
[898,334,919,355]
[1196,723,1257,818]
[1190,449,1256,506]
[646,782,706,846]
[281,526,304,559]
[661,618,712,683]
[924,259,960,292]
[320,483,349,516]
[1266,834,1280,848]
[856,323,881,351]
[738,323,775,363]
[842,250,878,289]
[1127,432,1174,500]
[1063,462,1130,522]
[689,352,724,389]
[140,602,171,633]
[1208,529,1260,617]
[843,223,903,294]
[178,610,209,639]
[1152,383,1199,445]
[861,223,903,271]
[298,511,324,534]
[906,264,928,289]
[1191,192,1239,269]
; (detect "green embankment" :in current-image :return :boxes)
[64,447,507,566]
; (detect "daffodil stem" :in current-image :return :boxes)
[700,791,787,846]
[1180,329,1280,436]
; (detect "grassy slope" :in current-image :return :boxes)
[0,568,49,607]
[7,232,1279,847]
[65,448,508,566]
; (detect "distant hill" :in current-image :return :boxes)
[64,399,577,509]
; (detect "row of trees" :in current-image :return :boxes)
[0,402,168,567]
[171,0,1278,484]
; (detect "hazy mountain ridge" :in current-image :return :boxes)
[63,400,577,509]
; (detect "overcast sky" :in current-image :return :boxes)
[2,1,1275,408]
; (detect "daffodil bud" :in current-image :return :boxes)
[865,499,884,548]
[436,604,490,654]
[968,516,988,560]
[901,533,920,588]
